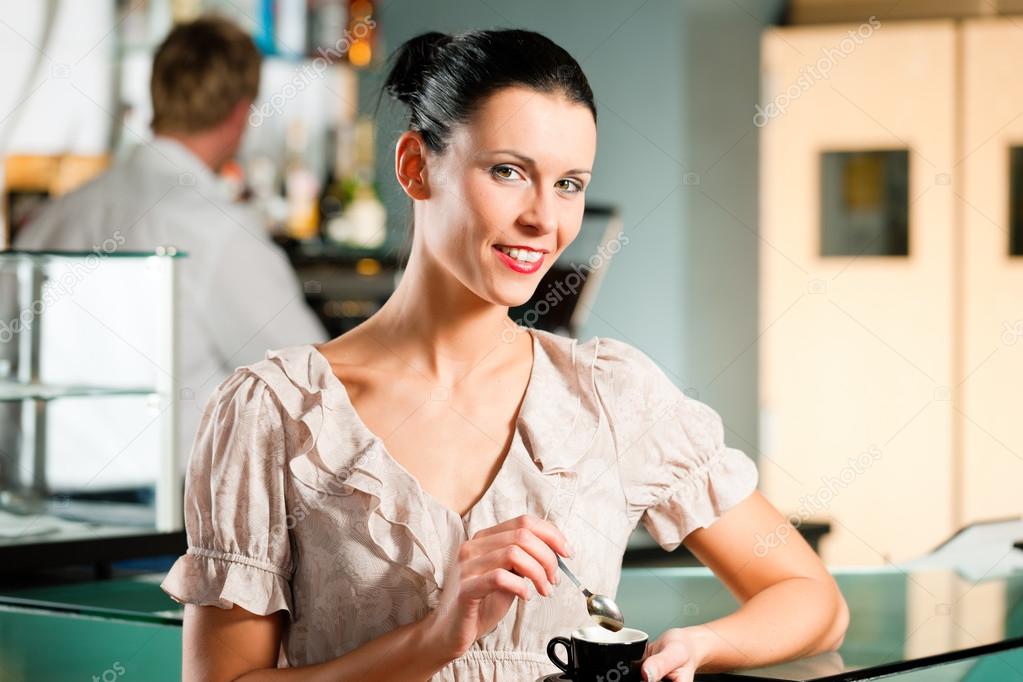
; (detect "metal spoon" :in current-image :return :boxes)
[556,554,625,631]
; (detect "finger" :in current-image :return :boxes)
[643,646,690,682]
[666,668,694,682]
[472,514,572,559]
[461,528,561,585]
[462,544,553,597]
[461,567,532,603]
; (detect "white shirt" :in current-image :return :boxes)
[11,136,328,489]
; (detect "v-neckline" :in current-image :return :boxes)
[307,326,539,525]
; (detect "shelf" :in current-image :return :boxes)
[0,525,185,574]
[0,500,181,575]
[622,520,832,568]
[275,235,402,267]
[0,380,158,402]
[0,249,186,260]
[0,508,145,544]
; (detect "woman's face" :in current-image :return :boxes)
[411,85,597,308]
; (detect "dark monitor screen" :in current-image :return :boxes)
[509,204,621,337]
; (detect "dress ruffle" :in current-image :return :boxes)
[249,345,447,592]
[161,549,294,616]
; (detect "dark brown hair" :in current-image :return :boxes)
[378,28,596,154]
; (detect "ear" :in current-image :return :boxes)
[394,130,431,200]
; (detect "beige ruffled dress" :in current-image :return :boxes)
[160,327,759,680]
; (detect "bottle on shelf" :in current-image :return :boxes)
[307,0,349,60]
[284,119,321,240]
[322,114,385,249]
[318,165,348,240]
[246,155,289,237]
[274,0,307,58]
[326,181,385,249]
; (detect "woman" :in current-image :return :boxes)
[161,28,848,682]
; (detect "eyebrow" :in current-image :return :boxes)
[483,149,592,176]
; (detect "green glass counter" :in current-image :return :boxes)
[1,566,1021,681]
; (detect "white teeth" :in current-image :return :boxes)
[496,245,542,263]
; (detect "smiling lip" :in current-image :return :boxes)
[492,245,545,274]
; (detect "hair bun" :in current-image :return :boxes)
[382,31,453,107]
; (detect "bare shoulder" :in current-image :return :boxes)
[313,329,383,393]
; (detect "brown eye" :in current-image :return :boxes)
[491,165,521,181]
[557,178,584,193]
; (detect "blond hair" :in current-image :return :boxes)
[150,15,261,133]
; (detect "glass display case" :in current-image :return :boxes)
[0,248,184,570]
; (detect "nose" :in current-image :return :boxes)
[518,186,559,235]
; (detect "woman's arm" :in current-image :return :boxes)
[182,603,456,682]
[641,491,849,680]
[682,576,848,672]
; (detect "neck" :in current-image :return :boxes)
[364,239,525,386]
[155,129,230,172]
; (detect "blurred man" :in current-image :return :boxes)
[13,16,327,489]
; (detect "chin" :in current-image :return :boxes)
[508,291,539,309]
[484,286,533,309]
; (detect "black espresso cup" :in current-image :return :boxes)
[546,625,649,682]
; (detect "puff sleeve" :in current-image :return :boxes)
[160,368,294,616]
[593,336,759,551]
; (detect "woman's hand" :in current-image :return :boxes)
[420,514,573,660]
[641,626,707,682]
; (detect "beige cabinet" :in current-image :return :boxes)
[959,20,1023,527]
[759,19,1022,565]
